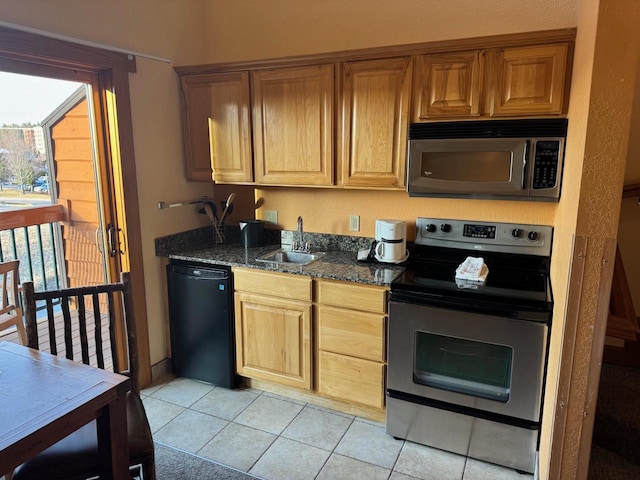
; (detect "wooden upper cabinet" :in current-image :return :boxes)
[489,44,568,116]
[339,58,412,188]
[251,65,334,186]
[412,51,483,120]
[178,75,214,181]
[179,72,253,183]
[207,72,253,183]
[176,31,574,184]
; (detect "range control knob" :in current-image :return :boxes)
[528,231,540,241]
[440,223,452,233]
[511,228,522,239]
[425,224,436,233]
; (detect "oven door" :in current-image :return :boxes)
[387,301,548,422]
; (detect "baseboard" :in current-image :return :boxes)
[603,341,640,367]
[244,377,386,423]
[151,357,173,382]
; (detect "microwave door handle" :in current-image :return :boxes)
[521,140,530,189]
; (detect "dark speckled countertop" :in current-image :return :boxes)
[161,227,407,286]
[169,243,406,286]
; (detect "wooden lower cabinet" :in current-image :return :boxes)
[234,292,312,390]
[233,268,313,390]
[233,270,387,412]
[315,279,388,411]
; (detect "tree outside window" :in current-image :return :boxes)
[0,127,39,193]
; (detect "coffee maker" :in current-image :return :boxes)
[374,219,408,263]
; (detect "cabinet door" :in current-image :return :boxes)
[339,58,411,188]
[252,65,334,185]
[234,291,312,390]
[412,51,483,120]
[490,44,568,116]
[179,72,253,183]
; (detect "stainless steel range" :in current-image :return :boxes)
[386,217,553,474]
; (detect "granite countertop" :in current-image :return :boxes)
[168,243,406,286]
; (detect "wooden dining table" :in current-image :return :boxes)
[0,341,130,479]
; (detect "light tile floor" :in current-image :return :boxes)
[142,376,534,480]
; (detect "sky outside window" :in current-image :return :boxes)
[0,72,82,125]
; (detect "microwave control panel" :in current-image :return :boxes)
[532,140,561,189]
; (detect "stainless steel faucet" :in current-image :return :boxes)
[293,216,311,252]
[297,216,304,245]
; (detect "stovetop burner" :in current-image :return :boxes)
[391,218,554,313]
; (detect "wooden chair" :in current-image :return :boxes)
[13,272,156,480]
[0,260,26,345]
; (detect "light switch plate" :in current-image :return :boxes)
[349,214,360,232]
[265,210,278,224]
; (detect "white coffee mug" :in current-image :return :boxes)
[375,240,406,262]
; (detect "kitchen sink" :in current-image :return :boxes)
[255,249,326,266]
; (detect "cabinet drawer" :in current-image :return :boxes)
[316,279,387,313]
[233,267,312,301]
[317,351,385,409]
[317,305,385,362]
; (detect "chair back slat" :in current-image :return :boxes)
[24,281,38,349]
[107,290,120,373]
[0,260,19,313]
[1,268,8,312]
[22,272,140,394]
[45,299,57,355]
[93,292,105,369]
[76,294,90,365]
[0,259,26,345]
[61,294,74,361]
[0,260,19,312]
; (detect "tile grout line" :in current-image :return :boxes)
[243,392,308,476]
[193,390,402,478]
[388,434,405,478]
[151,378,526,479]
[312,413,357,479]
[193,386,265,462]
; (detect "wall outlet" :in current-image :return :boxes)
[265,210,278,224]
[349,214,360,232]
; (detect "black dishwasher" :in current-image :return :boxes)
[166,261,237,388]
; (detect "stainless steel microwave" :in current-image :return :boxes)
[407,119,568,201]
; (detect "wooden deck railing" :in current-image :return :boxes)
[0,204,67,292]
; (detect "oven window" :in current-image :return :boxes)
[413,332,513,403]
